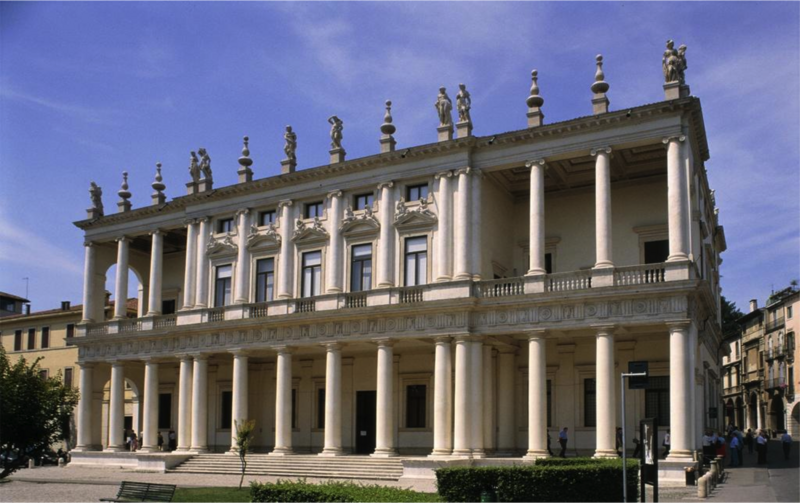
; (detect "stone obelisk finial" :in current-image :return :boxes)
[238,136,254,183]
[526,70,545,127]
[151,162,166,206]
[117,171,132,213]
[591,54,610,114]
[380,100,397,153]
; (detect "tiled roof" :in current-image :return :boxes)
[0,298,138,323]
[0,291,30,302]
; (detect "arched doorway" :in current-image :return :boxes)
[725,399,735,427]
[735,396,744,428]
[791,403,800,437]
[768,395,785,433]
[748,392,759,430]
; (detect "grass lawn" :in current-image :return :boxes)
[172,486,251,502]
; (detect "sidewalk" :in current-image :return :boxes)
[706,440,798,502]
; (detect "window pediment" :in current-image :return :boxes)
[207,233,238,257]
[341,206,380,238]
[393,197,437,231]
[292,217,329,244]
[247,223,281,251]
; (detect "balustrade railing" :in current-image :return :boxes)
[153,314,177,329]
[343,293,368,309]
[548,270,592,292]
[119,319,143,333]
[86,323,109,336]
[247,303,269,319]
[295,299,316,313]
[206,307,225,323]
[766,317,785,332]
[475,278,525,298]
[398,287,425,303]
[613,263,666,286]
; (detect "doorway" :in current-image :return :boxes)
[355,391,376,454]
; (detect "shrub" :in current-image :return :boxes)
[436,460,638,502]
[250,479,440,502]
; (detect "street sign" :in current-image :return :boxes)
[628,361,649,389]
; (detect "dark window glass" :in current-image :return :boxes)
[41,327,50,349]
[217,218,235,234]
[260,210,276,226]
[255,258,275,303]
[14,330,22,351]
[291,389,297,429]
[317,388,326,429]
[221,391,233,429]
[64,368,73,388]
[584,378,596,427]
[39,370,48,379]
[355,193,374,210]
[644,240,669,264]
[305,202,324,219]
[161,300,176,315]
[404,237,428,286]
[66,324,75,338]
[406,385,427,428]
[302,251,322,298]
[158,393,172,429]
[545,253,553,274]
[547,379,552,428]
[407,184,429,201]
[214,265,233,307]
[27,328,35,350]
[351,244,373,292]
[645,376,670,426]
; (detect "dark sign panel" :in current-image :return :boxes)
[628,360,649,389]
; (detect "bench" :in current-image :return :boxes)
[100,481,176,502]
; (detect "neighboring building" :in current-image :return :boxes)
[68,50,726,482]
[721,329,744,428]
[763,287,798,435]
[0,291,29,318]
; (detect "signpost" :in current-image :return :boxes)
[640,418,659,502]
[621,361,649,503]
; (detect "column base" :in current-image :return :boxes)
[451,448,472,458]
[428,449,453,458]
[319,448,345,457]
[471,449,486,459]
[666,449,694,462]
[453,273,472,281]
[188,447,208,454]
[269,448,295,456]
[371,448,398,458]
[175,447,191,453]
[71,445,101,452]
[104,446,126,453]
[522,450,549,461]
[138,446,159,453]
[593,449,618,458]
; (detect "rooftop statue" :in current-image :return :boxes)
[198,148,212,181]
[89,181,104,216]
[456,83,472,123]
[435,87,453,127]
[328,116,344,150]
[662,40,688,84]
[189,151,201,184]
[284,125,297,162]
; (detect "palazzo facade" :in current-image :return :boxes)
[68,62,726,479]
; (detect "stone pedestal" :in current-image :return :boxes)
[280,159,296,174]
[380,135,396,153]
[117,200,131,213]
[527,108,544,127]
[198,179,213,192]
[437,125,454,142]
[86,208,102,219]
[186,182,198,195]
[456,121,472,138]
[592,94,610,114]
[329,148,346,164]
[151,192,166,206]
[664,82,691,100]
[237,167,253,183]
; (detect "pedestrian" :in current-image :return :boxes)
[559,427,569,458]
[157,431,164,451]
[745,428,754,454]
[702,429,715,465]
[756,430,768,465]
[734,427,744,465]
[780,430,792,460]
[616,427,623,456]
[662,429,671,459]
[715,431,726,460]
[632,437,642,459]
[729,432,741,467]
[168,430,177,451]
[125,430,132,451]
[130,432,138,452]
[547,430,554,456]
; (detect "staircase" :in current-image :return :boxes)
[170,454,404,480]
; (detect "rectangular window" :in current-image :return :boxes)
[220,391,233,429]
[302,251,322,298]
[404,237,428,286]
[214,264,233,307]
[66,324,75,339]
[644,240,669,264]
[788,306,794,319]
[27,328,35,350]
[645,376,671,427]
[735,341,740,359]
[406,384,427,428]
[259,210,276,226]
[41,327,50,349]
[14,330,22,351]
[217,218,235,234]
[158,393,172,429]
[350,244,373,292]
[545,253,553,274]
[255,258,275,303]
[39,370,49,380]
[64,368,73,388]
[305,202,324,219]
[406,184,429,202]
[354,193,374,210]
[317,388,326,429]
[584,378,596,427]
[547,379,552,428]
[161,300,176,315]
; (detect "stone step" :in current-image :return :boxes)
[170,468,400,480]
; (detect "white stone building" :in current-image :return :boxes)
[68,53,726,482]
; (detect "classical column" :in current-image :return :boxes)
[496,350,516,455]
[271,347,294,455]
[320,343,343,456]
[234,210,251,304]
[524,333,548,459]
[230,350,249,451]
[376,182,395,288]
[470,339,485,457]
[277,200,294,299]
[667,322,693,460]
[453,337,472,456]
[81,243,97,323]
[471,169,483,279]
[454,168,472,280]
[482,344,494,452]
[664,135,689,262]
[195,217,211,308]
[74,363,94,451]
[435,172,453,282]
[190,355,208,452]
[373,339,396,456]
[113,237,130,320]
[182,220,198,309]
[106,362,125,451]
[594,327,616,457]
[326,191,344,293]
[430,337,453,456]
[140,359,160,452]
[592,147,613,268]
[176,356,193,451]
[526,160,547,275]
[146,231,164,316]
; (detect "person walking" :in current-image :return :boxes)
[559,427,569,458]
[729,432,741,467]
[702,429,715,465]
[662,429,671,459]
[616,427,623,456]
[781,430,792,460]
[756,430,768,465]
[547,430,554,456]
[168,430,177,451]
[745,428,754,454]
[632,437,642,459]
[157,431,164,451]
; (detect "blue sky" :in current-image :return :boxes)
[1,1,798,313]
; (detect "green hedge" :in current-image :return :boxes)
[436,460,638,502]
[250,479,440,502]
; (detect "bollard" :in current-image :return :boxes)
[58,458,65,468]
[697,474,708,498]
[685,466,696,486]
[709,460,718,487]
[716,455,725,476]
[28,458,35,469]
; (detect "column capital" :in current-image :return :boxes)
[433,336,453,345]
[109,360,126,368]
[662,134,686,146]
[189,352,210,361]
[115,236,130,244]
[454,166,472,176]
[373,338,394,348]
[77,361,96,369]
[149,229,164,237]
[666,320,691,331]
[274,345,295,355]
[83,240,95,248]
[525,159,547,169]
[377,180,394,190]
[197,216,211,224]
[524,329,547,341]
[277,199,293,209]
[434,170,453,180]
[590,146,613,157]
[591,324,616,336]
[235,208,250,218]
[229,348,251,357]
[322,342,342,352]
[453,334,474,344]
[326,190,343,199]
[175,353,194,363]
[183,218,198,226]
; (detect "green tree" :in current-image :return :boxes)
[234,419,256,489]
[721,296,744,338]
[0,347,79,479]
